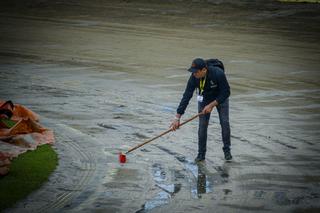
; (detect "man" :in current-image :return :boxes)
[170,58,232,162]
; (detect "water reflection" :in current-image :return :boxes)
[156,183,182,196]
[136,184,182,213]
[138,160,232,212]
[197,166,207,195]
[136,163,182,212]
[188,162,211,198]
[191,162,231,198]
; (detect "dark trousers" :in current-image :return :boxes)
[197,98,231,158]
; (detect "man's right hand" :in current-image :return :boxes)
[170,118,180,131]
[170,114,181,131]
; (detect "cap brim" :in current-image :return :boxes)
[188,67,198,73]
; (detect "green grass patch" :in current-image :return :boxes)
[0,144,58,211]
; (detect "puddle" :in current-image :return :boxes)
[153,145,230,199]
[136,163,182,212]
[184,161,214,198]
[136,183,182,212]
[136,191,170,213]
[141,157,223,212]
[156,183,182,196]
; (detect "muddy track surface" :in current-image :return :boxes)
[1,0,320,212]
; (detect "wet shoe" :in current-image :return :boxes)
[194,155,205,162]
[224,151,232,161]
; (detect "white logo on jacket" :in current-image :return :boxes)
[210,80,217,88]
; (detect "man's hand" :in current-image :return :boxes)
[202,100,218,114]
[170,114,181,131]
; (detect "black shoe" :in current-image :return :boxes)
[224,151,232,161]
[195,155,205,162]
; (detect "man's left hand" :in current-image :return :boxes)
[202,101,218,114]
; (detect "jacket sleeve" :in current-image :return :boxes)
[215,69,230,104]
[177,75,196,115]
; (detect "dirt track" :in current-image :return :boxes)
[0,0,320,212]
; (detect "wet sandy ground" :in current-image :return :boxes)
[1,0,320,212]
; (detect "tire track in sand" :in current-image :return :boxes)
[46,124,96,211]
[7,123,96,213]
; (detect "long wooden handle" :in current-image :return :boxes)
[125,113,202,154]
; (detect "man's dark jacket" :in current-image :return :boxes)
[177,66,230,115]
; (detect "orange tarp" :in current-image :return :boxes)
[0,101,54,176]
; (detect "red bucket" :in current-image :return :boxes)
[119,153,126,163]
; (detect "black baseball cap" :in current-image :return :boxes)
[188,58,206,73]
